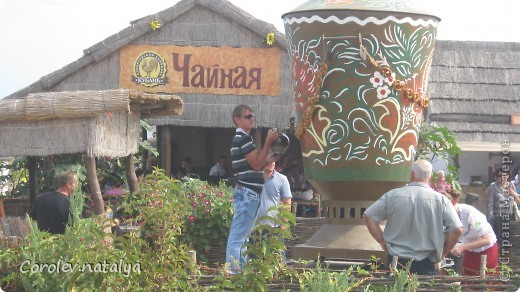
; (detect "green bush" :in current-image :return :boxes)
[298,260,365,292]
[179,179,234,262]
[1,171,197,291]
[214,206,297,291]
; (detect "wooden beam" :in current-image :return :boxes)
[160,126,172,177]
[125,155,139,193]
[27,156,38,208]
[85,156,104,215]
[141,127,148,170]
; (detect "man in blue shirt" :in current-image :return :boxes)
[364,160,462,275]
[252,158,292,261]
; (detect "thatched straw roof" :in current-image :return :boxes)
[0,112,141,158]
[0,90,183,157]
[0,89,183,123]
[427,40,520,150]
[3,0,293,129]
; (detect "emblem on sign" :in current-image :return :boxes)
[132,51,168,87]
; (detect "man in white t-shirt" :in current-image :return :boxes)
[209,156,228,177]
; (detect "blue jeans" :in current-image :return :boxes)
[225,186,260,273]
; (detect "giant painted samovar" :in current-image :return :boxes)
[282,0,439,260]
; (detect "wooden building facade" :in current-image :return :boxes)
[3,0,298,178]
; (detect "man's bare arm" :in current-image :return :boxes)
[363,214,387,252]
[442,227,462,259]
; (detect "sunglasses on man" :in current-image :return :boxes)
[242,114,255,120]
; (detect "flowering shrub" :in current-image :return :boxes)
[0,180,196,291]
[179,179,234,261]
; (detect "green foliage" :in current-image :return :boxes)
[0,155,89,199]
[369,255,382,272]
[139,119,159,157]
[416,122,461,161]
[444,267,458,276]
[513,273,520,288]
[42,163,87,191]
[0,157,29,198]
[213,206,297,291]
[416,121,462,190]
[298,259,365,291]
[1,171,198,291]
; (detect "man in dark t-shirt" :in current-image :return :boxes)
[30,171,77,234]
[225,104,279,274]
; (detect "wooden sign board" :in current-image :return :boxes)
[120,45,282,97]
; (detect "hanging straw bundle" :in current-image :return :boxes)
[0,99,27,123]
[0,89,183,123]
[24,90,130,121]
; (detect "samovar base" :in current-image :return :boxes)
[293,223,386,263]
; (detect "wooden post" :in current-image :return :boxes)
[187,250,197,276]
[390,256,398,270]
[85,156,104,215]
[125,155,139,193]
[0,200,5,218]
[160,126,172,177]
[141,127,148,170]
[27,156,39,208]
[480,254,487,278]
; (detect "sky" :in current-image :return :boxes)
[0,0,519,98]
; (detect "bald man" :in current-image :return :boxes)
[363,159,462,275]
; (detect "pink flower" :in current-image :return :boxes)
[217,192,223,197]
[205,208,211,213]
[137,221,143,227]
[229,198,234,202]
[149,201,156,205]
[188,215,195,222]
[186,194,191,198]
[157,200,163,207]
[192,202,197,207]
[204,199,211,205]
[200,193,206,198]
